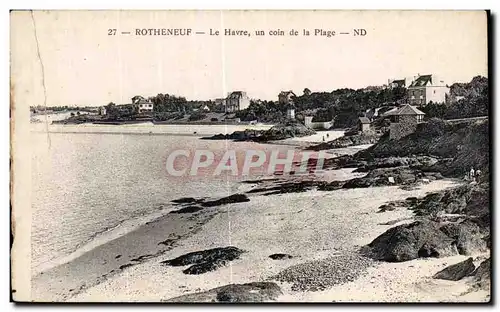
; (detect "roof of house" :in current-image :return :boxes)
[391,79,406,87]
[359,116,371,124]
[409,75,433,88]
[381,107,399,116]
[393,104,425,115]
[227,91,247,99]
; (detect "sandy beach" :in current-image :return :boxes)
[56,176,480,302]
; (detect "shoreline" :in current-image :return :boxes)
[31,203,222,301]
[30,123,274,137]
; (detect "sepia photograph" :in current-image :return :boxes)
[10,9,491,303]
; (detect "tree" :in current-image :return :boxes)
[303,88,311,96]
[131,95,146,104]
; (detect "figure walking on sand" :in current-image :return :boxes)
[323,135,325,142]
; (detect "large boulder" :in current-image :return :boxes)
[472,258,490,289]
[439,220,488,255]
[366,220,457,262]
[216,282,283,302]
[166,282,282,302]
[433,257,475,281]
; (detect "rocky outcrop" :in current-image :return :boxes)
[170,206,204,214]
[161,246,245,275]
[342,167,443,189]
[200,194,250,207]
[411,183,490,232]
[439,220,488,255]
[354,119,489,178]
[202,129,265,141]
[255,120,315,142]
[269,253,293,260]
[166,282,283,302]
[366,220,457,262]
[203,120,315,142]
[171,194,250,209]
[354,156,439,173]
[307,131,381,150]
[433,257,475,281]
[472,258,490,289]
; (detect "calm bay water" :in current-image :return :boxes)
[31,128,286,273]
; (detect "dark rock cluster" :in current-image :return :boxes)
[167,282,283,302]
[161,246,245,275]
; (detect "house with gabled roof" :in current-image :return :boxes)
[225,91,250,112]
[387,104,425,140]
[388,78,407,89]
[358,116,371,132]
[278,90,296,105]
[408,74,449,106]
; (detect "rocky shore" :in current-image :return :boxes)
[202,119,316,142]
[38,118,489,303]
[307,130,382,150]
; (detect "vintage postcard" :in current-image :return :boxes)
[10,10,490,303]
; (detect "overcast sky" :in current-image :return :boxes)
[11,10,488,106]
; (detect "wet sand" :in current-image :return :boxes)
[31,206,220,301]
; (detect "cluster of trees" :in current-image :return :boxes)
[421,76,489,120]
[235,100,287,123]
[148,94,189,112]
[235,86,407,127]
[104,102,138,120]
[148,94,218,113]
